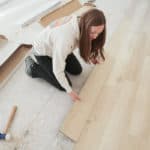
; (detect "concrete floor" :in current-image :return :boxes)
[0,0,134,149]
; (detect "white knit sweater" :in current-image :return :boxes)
[32,15,80,92]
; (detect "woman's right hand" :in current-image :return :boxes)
[68,91,80,102]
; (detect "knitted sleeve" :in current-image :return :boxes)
[52,38,72,93]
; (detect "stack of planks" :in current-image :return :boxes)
[60,0,150,149]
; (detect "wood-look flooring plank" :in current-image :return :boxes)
[129,57,150,137]
[60,18,133,141]
[60,0,150,144]
[0,45,31,87]
[74,1,150,149]
[40,0,81,27]
[74,81,136,150]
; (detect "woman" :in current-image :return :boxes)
[25,8,106,101]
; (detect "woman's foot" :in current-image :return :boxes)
[25,56,38,78]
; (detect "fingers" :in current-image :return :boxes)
[72,93,80,101]
[68,91,81,102]
[74,95,81,101]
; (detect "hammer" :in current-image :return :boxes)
[0,105,17,140]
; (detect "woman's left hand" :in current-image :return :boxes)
[90,57,101,64]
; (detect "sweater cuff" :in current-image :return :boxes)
[66,87,72,93]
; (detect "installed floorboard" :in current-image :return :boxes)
[60,11,137,141]
[60,0,150,149]
[74,0,150,149]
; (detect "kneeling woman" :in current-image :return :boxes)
[25,8,106,101]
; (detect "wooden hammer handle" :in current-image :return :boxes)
[3,105,17,134]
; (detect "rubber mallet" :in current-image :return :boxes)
[0,105,17,140]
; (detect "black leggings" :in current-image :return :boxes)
[34,53,82,91]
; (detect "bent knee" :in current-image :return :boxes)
[72,66,82,75]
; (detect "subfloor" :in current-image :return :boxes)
[0,0,146,149]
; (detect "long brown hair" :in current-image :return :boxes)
[79,9,106,62]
